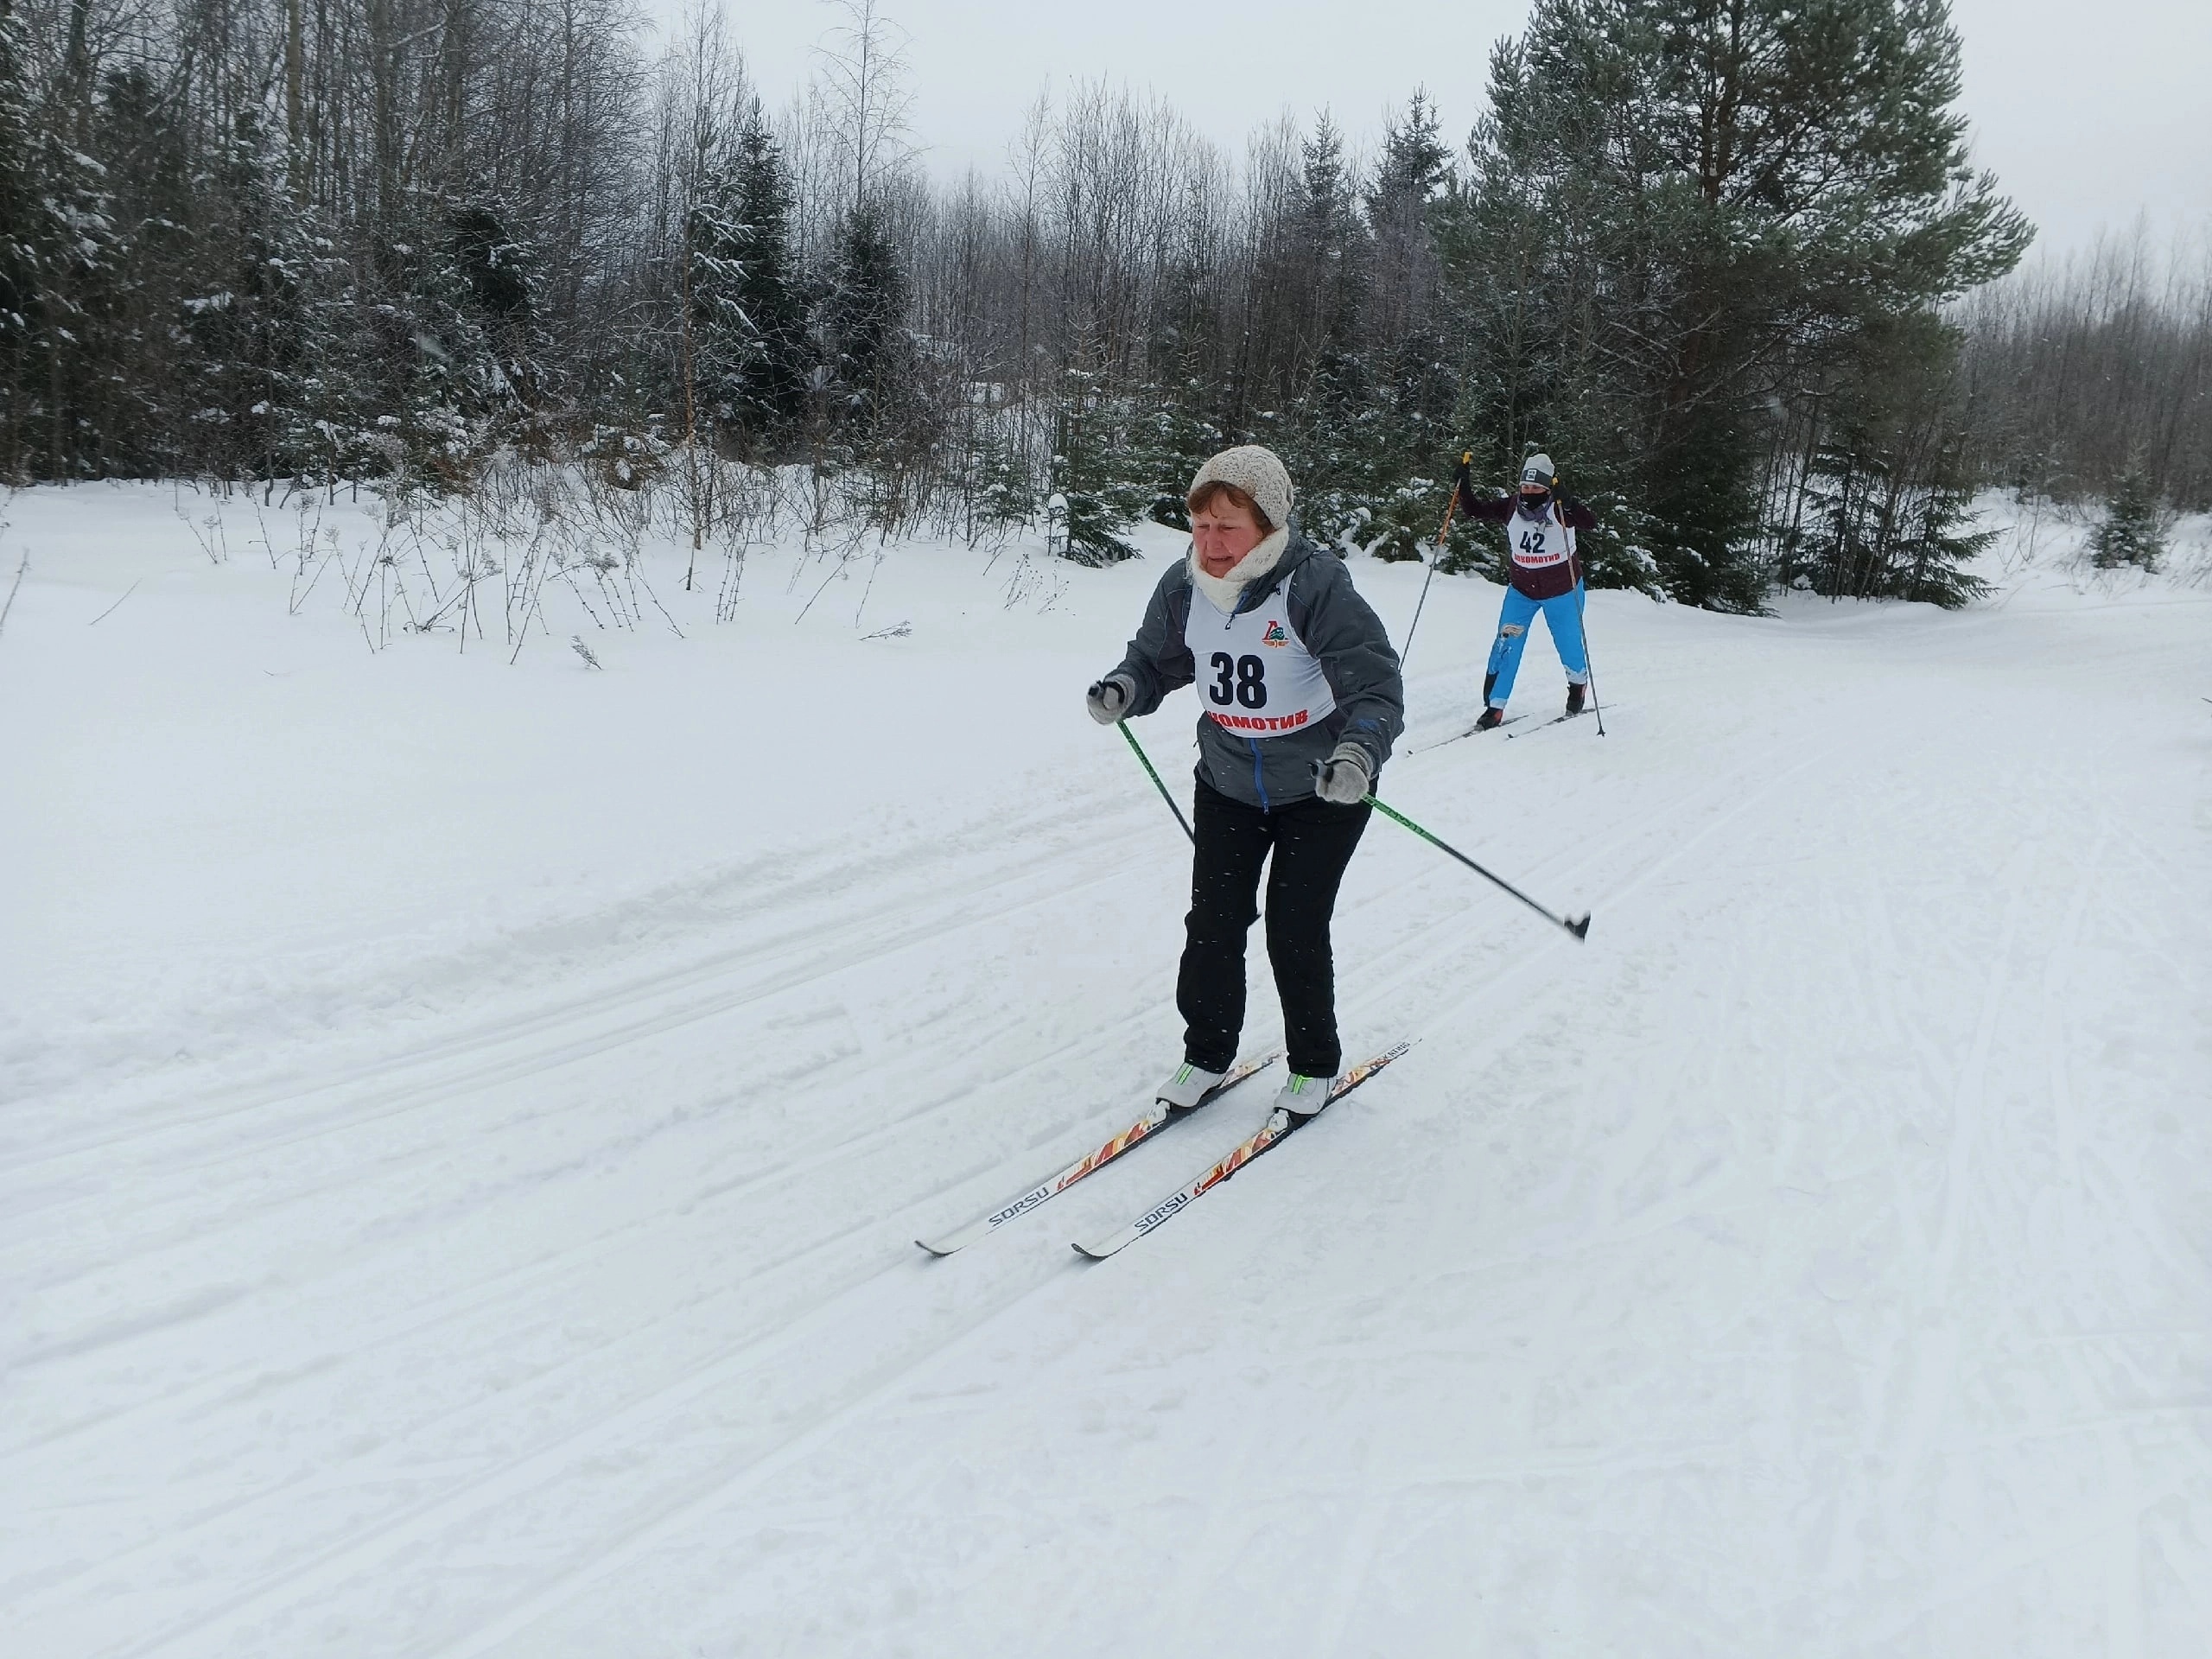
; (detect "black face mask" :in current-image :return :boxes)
[1519,488,1551,514]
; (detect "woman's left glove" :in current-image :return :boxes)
[1313,742,1372,804]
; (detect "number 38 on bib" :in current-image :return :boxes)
[1184,595,1337,735]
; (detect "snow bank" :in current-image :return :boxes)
[3,482,2208,1657]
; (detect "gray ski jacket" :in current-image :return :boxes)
[1108,534,1405,810]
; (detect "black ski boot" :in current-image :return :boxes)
[1566,682,1586,715]
[1474,706,1506,732]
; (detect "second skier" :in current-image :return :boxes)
[1453,452,1596,729]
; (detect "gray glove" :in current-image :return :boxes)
[1086,673,1135,725]
[1313,741,1372,804]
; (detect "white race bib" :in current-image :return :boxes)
[1510,506,1574,570]
[1184,588,1337,736]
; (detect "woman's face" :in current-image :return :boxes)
[1192,498,1266,578]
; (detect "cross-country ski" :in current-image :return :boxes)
[1072,1043,1413,1260]
[1420,709,1531,748]
[1504,702,1619,739]
[914,1052,1277,1255]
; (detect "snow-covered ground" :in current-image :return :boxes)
[3,482,2209,1657]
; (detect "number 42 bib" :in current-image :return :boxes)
[1184,588,1337,735]
[1510,506,1574,571]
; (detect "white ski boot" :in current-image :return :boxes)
[1272,1071,1337,1124]
[1156,1060,1228,1116]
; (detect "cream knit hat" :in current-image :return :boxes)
[1189,444,1294,531]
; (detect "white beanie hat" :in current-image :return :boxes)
[1519,453,1557,489]
[1189,444,1294,531]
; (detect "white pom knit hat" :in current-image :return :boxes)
[1189,444,1294,531]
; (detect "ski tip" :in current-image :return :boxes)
[1071,1242,1106,1262]
[1567,912,1592,941]
[915,1238,957,1257]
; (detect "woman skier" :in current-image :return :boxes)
[1452,453,1596,729]
[1084,445,1405,1123]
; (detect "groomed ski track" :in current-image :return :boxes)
[3,497,2208,1656]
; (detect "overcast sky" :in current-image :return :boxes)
[694,0,2212,262]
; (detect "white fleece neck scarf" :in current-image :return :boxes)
[1189,525,1290,615]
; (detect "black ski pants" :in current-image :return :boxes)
[1179,774,1371,1080]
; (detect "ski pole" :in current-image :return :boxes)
[1399,450,1471,671]
[1118,720,1194,844]
[1363,793,1590,940]
[1572,579,1606,736]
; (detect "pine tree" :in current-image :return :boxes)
[1048,368,1144,565]
[1361,93,1452,417]
[1799,428,1893,600]
[0,0,37,479]
[726,105,808,451]
[967,418,1035,541]
[823,196,907,429]
[1129,377,1222,531]
[1440,0,2031,611]
[1279,113,1374,550]
[682,131,748,444]
[1890,462,1993,608]
[1137,261,1228,529]
[1284,95,1456,562]
[352,229,512,490]
[2088,467,2164,571]
[6,0,122,480]
[180,98,332,480]
[92,63,193,474]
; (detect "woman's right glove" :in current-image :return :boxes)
[1452,453,1479,520]
[1086,673,1135,725]
[1313,741,1373,804]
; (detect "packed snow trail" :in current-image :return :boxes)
[2,491,2208,1656]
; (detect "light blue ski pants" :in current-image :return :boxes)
[1485,583,1589,708]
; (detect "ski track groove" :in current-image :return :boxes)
[12,915,1149,1357]
[25,706,1812,1649]
[108,1254,1077,1659]
[1306,1487,1391,1659]
[4,969,1191,1475]
[3,816,1149,1196]
[1874,824,2044,1545]
[1,779,1167,1183]
[26,624,2204,1656]
[421,1262,1076,1659]
[2037,811,2160,1659]
[61,1132,1040,1656]
[40,715,1776,1351]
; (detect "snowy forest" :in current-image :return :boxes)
[2,0,2207,611]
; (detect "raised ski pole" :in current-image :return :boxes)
[1398,450,1471,671]
[1363,793,1590,940]
[1119,720,1195,844]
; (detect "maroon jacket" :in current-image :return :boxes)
[1455,489,1598,601]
